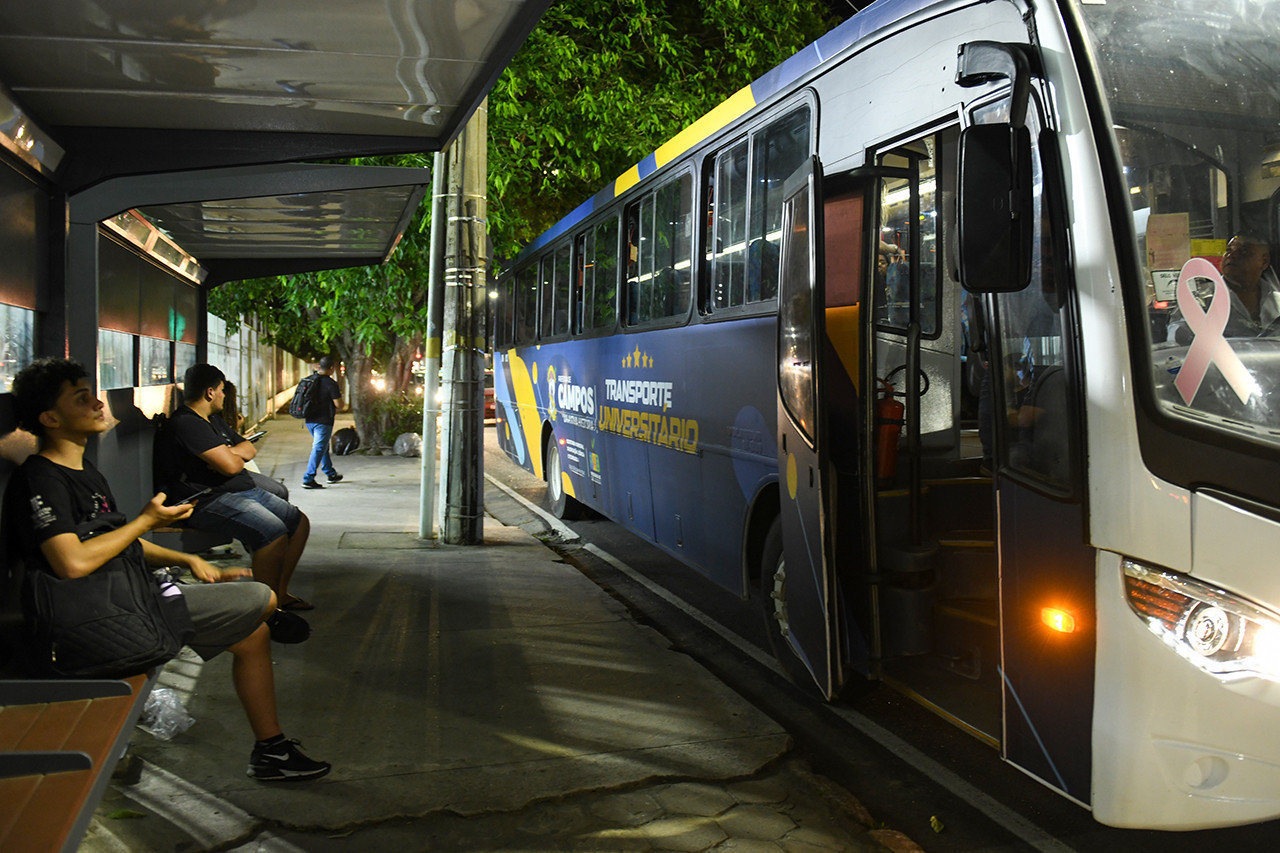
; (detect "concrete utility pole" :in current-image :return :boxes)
[436,100,488,545]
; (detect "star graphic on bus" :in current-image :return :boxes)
[621,347,655,370]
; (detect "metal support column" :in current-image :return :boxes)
[437,101,488,545]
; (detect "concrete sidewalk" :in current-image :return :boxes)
[82,413,910,852]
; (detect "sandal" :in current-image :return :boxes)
[280,594,314,611]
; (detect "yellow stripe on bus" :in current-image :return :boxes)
[507,349,545,480]
[654,85,757,169]
[614,165,642,196]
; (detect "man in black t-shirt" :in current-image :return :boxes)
[301,356,344,489]
[156,363,316,613]
[3,358,328,781]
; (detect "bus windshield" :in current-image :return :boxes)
[1079,0,1280,448]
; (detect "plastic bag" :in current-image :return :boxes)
[393,432,423,457]
[140,687,195,740]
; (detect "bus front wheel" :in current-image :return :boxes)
[758,516,816,688]
[544,432,582,520]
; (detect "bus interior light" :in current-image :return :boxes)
[1122,559,1280,682]
[1041,607,1076,633]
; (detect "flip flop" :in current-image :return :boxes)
[280,595,314,611]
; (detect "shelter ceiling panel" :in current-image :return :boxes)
[0,0,546,187]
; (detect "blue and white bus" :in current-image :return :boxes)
[493,0,1280,829]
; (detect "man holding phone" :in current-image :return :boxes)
[155,364,317,621]
[3,358,329,780]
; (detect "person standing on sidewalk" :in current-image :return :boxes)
[302,356,344,490]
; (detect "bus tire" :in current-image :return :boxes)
[758,516,817,689]
[544,431,582,520]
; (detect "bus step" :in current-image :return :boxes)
[937,537,996,599]
[934,598,998,682]
[936,531,994,548]
[936,598,998,628]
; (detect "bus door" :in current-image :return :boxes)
[773,155,853,698]
[868,129,1006,743]
[957,106,1097,803]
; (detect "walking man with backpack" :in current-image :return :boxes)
[295,357,344,490]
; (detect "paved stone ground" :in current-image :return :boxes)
[86,754,921,852]
[76,418,925,853]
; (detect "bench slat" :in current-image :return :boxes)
[0,673,151,853]
[0,704,46,751]
[0,680,134,705]
[0,751,93,778]
[0,776,42,842]
[13,701,91,753]
[0,769,94,853]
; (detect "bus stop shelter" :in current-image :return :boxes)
[0,0,549,366]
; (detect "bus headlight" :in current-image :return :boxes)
[1123,559,1280,682]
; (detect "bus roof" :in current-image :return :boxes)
[513,0,940,263]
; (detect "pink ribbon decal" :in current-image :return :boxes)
[1174,257,1254,405]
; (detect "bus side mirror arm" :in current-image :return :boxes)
[955,41,1038,129]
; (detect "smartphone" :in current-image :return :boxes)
[245,430,267,443]
[168,487,213,506]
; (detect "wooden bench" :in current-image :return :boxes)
[0,673,155,853]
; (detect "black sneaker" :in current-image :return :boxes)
[302,480,324,489]
[266,610,310,643]
[247,737,331,781]
[326,473,343,484]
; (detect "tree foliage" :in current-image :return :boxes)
[207,156,433,448]
[487,0,835,262]
[209,0,837,442]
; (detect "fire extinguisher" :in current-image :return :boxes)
[876,378,905,481]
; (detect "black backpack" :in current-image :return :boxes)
[289,374,320,419]
[331,426,360,456]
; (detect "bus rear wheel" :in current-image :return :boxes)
[758,516,817,689]
[544,431,582,520]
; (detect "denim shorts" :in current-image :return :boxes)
[188,487,302,553]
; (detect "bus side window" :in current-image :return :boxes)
[539,253,555,339]
[710,139,749,311]
[626,207,641,325]
[494,276,513,349]
[553,242,571,337]
[750,106,812,304]
[991,119,1072,489]
[874,142,940,337]
[588,216,619,332]
[516,264,538,346]
[574,232,587,335]
[626,173,693,325]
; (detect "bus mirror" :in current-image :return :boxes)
[957,123,1033,293]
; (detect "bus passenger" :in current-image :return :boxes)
[3,358,330,781]
[222,380,290,502]
[1169,234,1280,341]
[155,363,316,619]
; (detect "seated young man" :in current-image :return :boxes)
[156,363,315,614]
[4,358,328,781]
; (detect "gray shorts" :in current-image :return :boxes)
[179,581,273,660]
